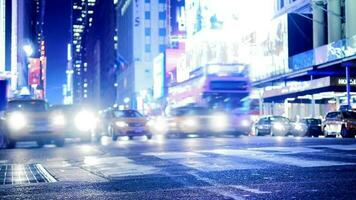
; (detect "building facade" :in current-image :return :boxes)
[253,0,356,119]
[116,0,168,110]
[70,0,96,104]
[1,0,46,98]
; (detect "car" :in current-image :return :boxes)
[291,118,323,137]
[161,106,251,137]
[254,116,291,136]
[101,109,152,141]
[1,99,65,148]
[49,105,98,142]
[323,111,356,138]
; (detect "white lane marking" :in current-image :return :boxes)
[248,146,322,154]
[188,171,270,199]
[309,144,356,151]
[83,156,158,177]
[173,157,262,172]
[143,152,206,159]
[201,149,355,167]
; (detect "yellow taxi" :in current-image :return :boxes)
[101,109,152,140]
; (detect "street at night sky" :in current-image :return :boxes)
[43,0,71,104]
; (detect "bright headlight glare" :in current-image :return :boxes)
[241,119,250,127]
[75,110,96,131]
[8,112,27,130]
[181,117,199,132]
[149,118,168,133]
[294,123,304,131]
[210,113,229,131]
[273,122,285,131]
[115,121,128,128]
[52,114,66,126]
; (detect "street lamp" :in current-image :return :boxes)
[23,45,33,57]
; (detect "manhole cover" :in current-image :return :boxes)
[0,164,57,185]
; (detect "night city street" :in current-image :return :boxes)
[1,136,356,199]
[2,0,356,199]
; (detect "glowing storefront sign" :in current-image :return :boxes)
[0,0,5,72]
[153,53,165,99]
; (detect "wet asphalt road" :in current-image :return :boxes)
[1,136,356,200]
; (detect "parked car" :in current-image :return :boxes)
[2,99,65,148]
[323,111,356,138]
[163,106,251,137]
[254,116,291,136]
[49,105,98,142]
[291,118,323,137]
[101,109,152,141]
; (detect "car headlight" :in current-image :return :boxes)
[74,110,96,131]
[115,121,128,128]
[273,122,285,131]
[181,117,199,132]
[8,112,27,131]
[52,114,66,126]
[210,113,229,131]
[294,123,304,131]
[147,117,168,134]
[241,119,250,127]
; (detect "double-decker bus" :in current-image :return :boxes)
[167,64,251,113]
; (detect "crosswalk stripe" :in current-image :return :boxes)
[247,146,322,154]
[309,144,356,151]
[143,152,206,159]
[83,156,159,177]
[200,149,355,168]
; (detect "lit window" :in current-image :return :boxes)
[159,28,166,36]
[159,12,166,20]
[145,11,150,20]
[145,44,151,53]
[145,28,151,36]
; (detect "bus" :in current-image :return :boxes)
[167,64,251,113]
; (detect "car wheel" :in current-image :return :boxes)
[128,136,134,140]
[341,127,353,138]
[54,138,65,147]
[37,140,45,148]
[146,135,153,140]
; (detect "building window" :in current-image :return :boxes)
[159,44,166,52]
[145,28,151,36]
[145,44,151,53]
[159,11,166,20]
[145,11,150,20]
[159,28,166,36]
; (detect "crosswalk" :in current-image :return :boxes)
[78,144,356,179]
[1,144,356,182]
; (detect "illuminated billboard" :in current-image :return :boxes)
[169,0,186,39]
[28,58,41,85]
[184,0,274,72]
[251,14,289,81]
[153,53,165,99]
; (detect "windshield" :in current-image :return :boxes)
[305,119,322,124]
[342,111,356,119]
[170,107,211,116]
[114,110,143,118]
[270,116,289,123]
[7,100,48,112]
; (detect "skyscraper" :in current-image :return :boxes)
[70,0,96,104]
[116,0,168,109]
